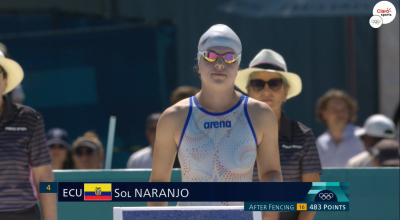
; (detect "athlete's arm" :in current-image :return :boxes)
[297,173,320,220]
[148,103,188,206]
[258,113,282,182]
[247,99,282,220]
[248,99,282,182]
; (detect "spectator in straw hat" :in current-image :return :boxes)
[347,114,396,167]
[72,131,104,169]
[0,42,25,104]
[0,51,57,219]
[235,49,322,220]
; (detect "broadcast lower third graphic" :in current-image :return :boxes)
[49,181,350,212]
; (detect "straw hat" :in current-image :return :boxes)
[235,49,301,99]
[0,51,24,94]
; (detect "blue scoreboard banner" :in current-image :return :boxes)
[40,182,349,212]
[245,182,349,212]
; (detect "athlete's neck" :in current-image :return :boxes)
[196,89,240,113]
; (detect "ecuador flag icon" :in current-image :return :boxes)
[84,183,112,201]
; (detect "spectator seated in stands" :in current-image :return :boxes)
[126,113,161,169]
[347,114,396,167]
[47,128,74,169]
[372,139,399,167]
[72,131,104,169]
[316,89,365,167]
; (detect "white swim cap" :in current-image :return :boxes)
[198,24,242,54]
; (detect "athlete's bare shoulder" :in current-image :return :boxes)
[245,97,278,144]
[158,98,191,141]
[162,97,191,122]
[245,97,275,120]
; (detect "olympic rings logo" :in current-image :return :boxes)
[370,20,381,24]
[318,193,334,200]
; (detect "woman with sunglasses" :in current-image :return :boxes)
[235,49,322,220]
[46,128,74,170]
[149,25,282,210]
[72,132,104,169]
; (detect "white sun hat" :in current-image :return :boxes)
[0,51,24,94]
[235,49,302,99]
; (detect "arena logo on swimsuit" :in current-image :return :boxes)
[204,121,232,129]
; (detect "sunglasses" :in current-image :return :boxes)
[198,51,241,64]
[74,148,94,157]
[250,79,283,91]
[49,144,66,150]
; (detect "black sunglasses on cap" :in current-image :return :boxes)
[250,78,284,91]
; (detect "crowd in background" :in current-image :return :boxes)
[1,41,399,172]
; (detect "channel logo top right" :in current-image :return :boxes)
[370,1,397,28]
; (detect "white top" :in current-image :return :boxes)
[178,95,257,206]
[316,124,366,167]
[346,151,374,167]
[126,146,153,169]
